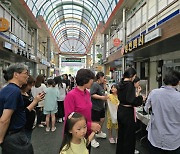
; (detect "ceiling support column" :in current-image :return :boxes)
[103,34,107,60]
[33,29,38,77]
[93,42,96,65]
[103,34,107,74]
[47,37,51,77]
[122,8,126,73]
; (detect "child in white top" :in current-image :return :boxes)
[60,112,95,154]
[54,76,66,122]
[31,75,47,127]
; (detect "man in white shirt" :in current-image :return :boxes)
[145,70,180,153]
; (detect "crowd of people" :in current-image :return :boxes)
[0,63,180,154]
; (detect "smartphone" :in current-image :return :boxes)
[39,91,46,95]
[42,91,46,95]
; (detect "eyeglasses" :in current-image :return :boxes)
[20,71,29,75]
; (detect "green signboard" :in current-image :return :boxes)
[62,58,85,63]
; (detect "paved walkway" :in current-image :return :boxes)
[31,120,150,154]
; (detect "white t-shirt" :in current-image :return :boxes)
[56,83,66,101]
[31,83,47,107]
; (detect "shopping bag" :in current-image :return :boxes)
[107,99,117,124]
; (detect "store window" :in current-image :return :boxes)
[4,11,11,26]
[0,5,3,17]
[158,0,167,12]
[168,0,174,4]
[131,15,136,32]
[15,20,19,37]
[11,17,15,33]
[117,29,123,41]
[142,4,147,24]
[140,61,149,80]
[127,19,131,36]
[148,0,156,19]
[136,8,141,29]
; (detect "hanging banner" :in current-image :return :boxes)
[0,18,10,32]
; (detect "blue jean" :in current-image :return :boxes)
[25,129,33,142]
[2,130,33,154]
[148,140,180,154]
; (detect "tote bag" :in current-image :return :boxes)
[107,99,117,124]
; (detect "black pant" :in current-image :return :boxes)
[116,105,136,154]
[35,107,44,125]
[87,142,91,154]
[57,101,64,119]
[2,130,33,154]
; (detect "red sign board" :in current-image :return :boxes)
[113,38,121,47]
[0,18,10,32]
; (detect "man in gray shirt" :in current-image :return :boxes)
[144,70,180,153]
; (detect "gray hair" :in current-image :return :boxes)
[3,63,28,81]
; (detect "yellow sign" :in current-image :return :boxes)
[124,35,144,54]
[0,18,10,32]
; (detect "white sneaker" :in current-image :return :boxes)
[135,149,140,154]
[95,131,106,138]
[51,127,56,132]
[58,118,63,123]
[91,139,99,148]
[46,127,50,132]
[38,124,44,128]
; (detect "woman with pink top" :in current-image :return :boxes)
[64,69,101,153]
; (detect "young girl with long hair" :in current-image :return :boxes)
[106,84,119,144]
[60,112,95,154]
[54,76,66,123]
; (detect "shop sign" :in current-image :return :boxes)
[113,38,121,47]
[62,58,85,63]
[3,41,12,50]
[145,28,161,43]
[124,35,144,54]
[61,62,84,67]
[19,39,25,49]
[0,18,10,32]
[10,33,18,43]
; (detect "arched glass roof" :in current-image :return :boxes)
[25,0,119,54]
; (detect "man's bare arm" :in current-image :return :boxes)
[0,109,14,144]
